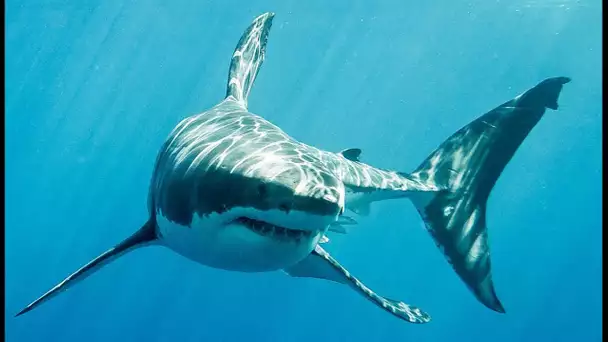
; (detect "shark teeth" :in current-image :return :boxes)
[235,217,313,242]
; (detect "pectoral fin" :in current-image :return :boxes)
[16,220,157,316]
[284,245,431,324]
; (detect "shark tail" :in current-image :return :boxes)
[15,220,157,317]
[225,12,275,108]
[409,77,571,313]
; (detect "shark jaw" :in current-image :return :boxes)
[156,207,331,273]
[233,216,315,243]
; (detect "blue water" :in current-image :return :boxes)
[5,1,602,341]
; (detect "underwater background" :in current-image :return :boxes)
[5,1,602,341]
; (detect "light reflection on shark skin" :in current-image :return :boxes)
[16,12,570,325]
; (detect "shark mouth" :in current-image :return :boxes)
[234,217,314,242]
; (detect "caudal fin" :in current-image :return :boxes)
[225,12,275,108]
[15,220,157,317]
[410,77,571,313]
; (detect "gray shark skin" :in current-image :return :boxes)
[16,12,570,325]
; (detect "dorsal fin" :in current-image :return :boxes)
[339,148,362,162]
[225,12,275,108]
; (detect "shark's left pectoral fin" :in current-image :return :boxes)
[284,245,344,284]
[284,245,431,324]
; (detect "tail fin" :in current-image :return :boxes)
[225,12,275,108]
[15,220,157,317]
[410,77,571,313]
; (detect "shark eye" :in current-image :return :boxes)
[257,183,268,198]
[279,203,291,213]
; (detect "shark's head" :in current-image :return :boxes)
[153,134,346,271]
[229,164,345,229]
[208,163,345,270]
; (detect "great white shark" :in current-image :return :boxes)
[16,12,570,324]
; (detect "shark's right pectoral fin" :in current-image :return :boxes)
[15,220,157,317]
[284,245,431,324]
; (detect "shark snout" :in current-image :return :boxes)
[273,190,341,218]
[263,173,343,218]
[294,185,344,220]
[307,190,342,216]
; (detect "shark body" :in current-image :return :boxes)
[16,12,570,324]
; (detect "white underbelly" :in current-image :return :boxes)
[156,211,321,272]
